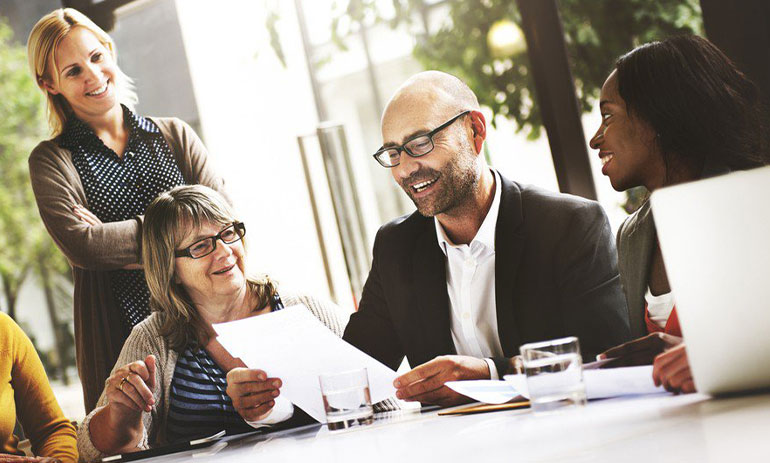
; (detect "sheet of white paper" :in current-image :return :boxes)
[505,365,664,399]
[212,305,397,423]
[583,365,665,398]
[447,366,665,404]
[501,374,527,398]
[444,380,525,404]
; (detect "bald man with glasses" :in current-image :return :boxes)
[343,71,630,406]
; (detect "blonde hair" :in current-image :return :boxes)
[26,8,138,137]
[142,185,277,352]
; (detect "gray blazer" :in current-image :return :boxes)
[616,200,656,339]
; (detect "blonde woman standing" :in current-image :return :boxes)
[27,8,228,413]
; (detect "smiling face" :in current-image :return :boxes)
[382,95,480,217]
[43,27,119,121]
[174,221,247,308]
[590,71,665,192]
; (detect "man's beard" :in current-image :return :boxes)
[399,146,478,217]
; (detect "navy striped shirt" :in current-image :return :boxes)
[166,295,285,442]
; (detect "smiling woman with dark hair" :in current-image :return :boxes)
[597,35,768,193]
[590,35,770,393]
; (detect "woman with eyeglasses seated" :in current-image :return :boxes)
[76,185,349,461]
[1,312,78,463]
[589,35,769,392]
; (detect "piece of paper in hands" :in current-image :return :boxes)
[213,305,397,423]
[447,366,664,404]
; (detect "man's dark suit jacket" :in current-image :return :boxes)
[343,173,631,375]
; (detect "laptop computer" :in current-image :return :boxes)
[650,165,770,395]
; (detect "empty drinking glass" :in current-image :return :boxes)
[519,336,587,414]
[319,368,374,431]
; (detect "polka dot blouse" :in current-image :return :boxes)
[58,105,185,331]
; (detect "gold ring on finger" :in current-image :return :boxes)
[118,376,129,392]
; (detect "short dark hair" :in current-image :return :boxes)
[615,35,770,177]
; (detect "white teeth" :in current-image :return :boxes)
[86,82,108,96]
[213,265,234,275]
[600,154,614,166]
[412,177,437,192]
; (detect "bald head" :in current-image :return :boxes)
[383,71,480,127]
[378,71,491,221]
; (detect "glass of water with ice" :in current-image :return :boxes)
[519,336,587,414]
[319,368,374,431]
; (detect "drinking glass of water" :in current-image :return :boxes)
[319,368,374,431]
[519,336,587,414]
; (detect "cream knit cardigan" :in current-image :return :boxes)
[77,292,350,462]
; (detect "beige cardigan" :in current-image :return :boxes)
[77,292,350,462]
[28,117,228,413]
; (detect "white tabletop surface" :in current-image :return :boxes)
[141,391,770,463]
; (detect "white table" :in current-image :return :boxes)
[143,392,770,462]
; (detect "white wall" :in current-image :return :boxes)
[175,0,354,309]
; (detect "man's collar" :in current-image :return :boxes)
[435,168,502,254]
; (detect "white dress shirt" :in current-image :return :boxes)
[645,287,676,329]
[435,169,504,379]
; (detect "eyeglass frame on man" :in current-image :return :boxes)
[174,222,246,259]
[372,110,471,168]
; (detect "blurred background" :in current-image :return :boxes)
[1,0,766,420]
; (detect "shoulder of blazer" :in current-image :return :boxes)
[375,209,432,243]
[501,174,604,232]
[618,200,653,240]
[617,200,655,275]
[517,181,600,212]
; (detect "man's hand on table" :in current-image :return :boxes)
[393,355,490,406]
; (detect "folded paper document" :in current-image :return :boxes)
[213,305,398,423]
[446,366,664,404]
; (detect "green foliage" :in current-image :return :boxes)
[266,8,287,67]
[0,17,70,317]
[329,0,702,138]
